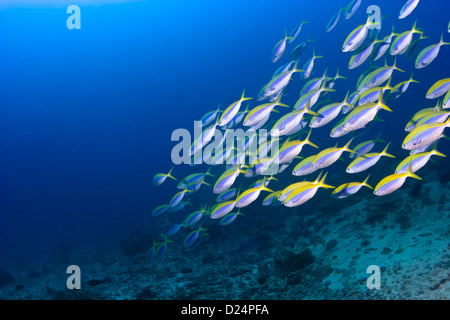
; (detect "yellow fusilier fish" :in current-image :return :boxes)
[284,172,335,207]
[278,172,322,203]
[331,175,372,199]
[218,90,253,127]
[402,117,450,151]
[390,21,423,56]
[414,110,450,128]
[346,143,396,173]
[405,106,440,132]
[213,165,247,194]
[292,154,319,177]
[210,199,237,220]
[235,177,273,208]
[342,15,379,52]
[312,139,355,169]
[349,133,386,159]
[415,33,450,69]
[262,191,283,206]
[341,91,393,132]
[152,167,176,186]
[374,162,421,196]
[271,99,318,137]
[169,188,193,208]
[273,130,319,164]
[309,92,353,128]
[395,146,446,174]
[243,94,290,127]
[426,78,450,99]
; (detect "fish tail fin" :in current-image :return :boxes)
[412,20,423,34]
[313,171,323,184]
[409,72,420,84]
[302,19,310,24]
[405,160,421,180]
[167,167,177,180]
[378,90,393,112]
[362,174,374,190]
[241,89,253,101]
[431,141,446,157]
[381,142,396,158]
[206,167,215,177]
[375,132,387,144]
[304,98,320,116]
[344,138,356,153]
[304,129,319,148]
[440,32,450,46]
[319,172,335,189]
[384,77,398,92]
[393,57,405,73]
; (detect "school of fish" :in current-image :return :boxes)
[149,0,450,258]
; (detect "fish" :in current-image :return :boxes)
[263,62,304,99]
[146,239,161,261]
[184,205,209,228]
[272,30,294,63]
[326,67,347,89]
[219,90,253,127]
[155,234,173,257]
[342,15,379,52]
[398,0,420,20]
[183,226,208,248]
[262,191,283,206]
[414,110,450,128]
[210,199,237,219]
[402,117,450,150]
[426,78,450,99]
[327,8,343,32]
[152,204,170,216]
[405,106,439,132]
[288,19,309,44]
[178,168,214,189]
[349,133,386,159]
[342,91,393,132]
[309,92,353,128]
[213,165,247,194]
[358,58,404,94]
[415,33,450,69]
[302,48,324,79]
[331,175,373,199]
[390,21,423,56]
[235,178,273,208]
[167,224,185,237]
[169,188,193,208]
[273,130,319,164]
[374,162,421,196]
[168,200,192,213]
[290,36,315,61]
[300,69,328,96]
[216,188,239,203]
[344,0,362,20]
[271,100,318,137]
[243,94,290,127]
[443,89,450,109]
[409,135,450,155]
[395,146,446,174]
[357,78,397,106]
[295,81,335,110]
[292,155,319,177]
[373,26,398,61]
[346,142,396,173]
[220,210,244,226]
[330,117,352,138]
[153,167,176,186]
[198,106,221,128]
[348,38,384,70]
[387,72,419,101]
[312,138,355,169]
[284,172,335,207]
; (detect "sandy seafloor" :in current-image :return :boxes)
[1,166,448,300]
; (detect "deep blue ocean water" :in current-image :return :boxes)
[0,0,449,300]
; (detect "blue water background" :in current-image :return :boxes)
[0,0,449,266]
